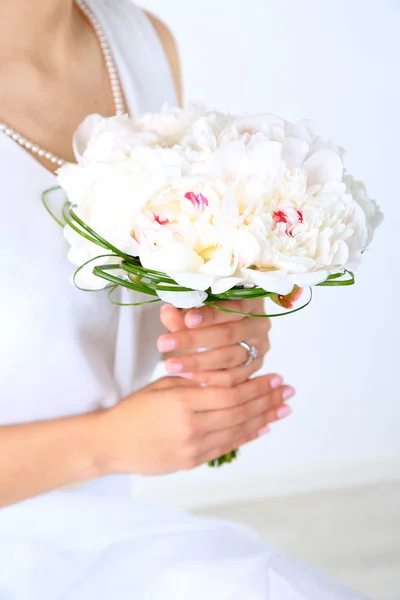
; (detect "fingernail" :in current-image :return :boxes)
[270,375,283,389]
[180,372,194,379]
[257,425,271,436]
[166,362,184,374]
[277,405,292,419]
[186,312,203,327]
[157,337,178,352]
[282,386,296,401]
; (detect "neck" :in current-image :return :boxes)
[0,0,78,62]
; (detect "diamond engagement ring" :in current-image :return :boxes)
[238,341,259,367]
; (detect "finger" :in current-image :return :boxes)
[194,411,270,455]
[184,299,265,329]
[157,316,266,354]
[188,374,285,411]
[199,400,294,453]
[149,376,201,392]
[165,336,269,376]
[265,403,293,424]
[195,385,292,433]
[182,356,265,387]
[159,304,187,333]
[192,400,295,468]
[191,400,294,468]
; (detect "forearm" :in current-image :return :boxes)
[0,411,105,508]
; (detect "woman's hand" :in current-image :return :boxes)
[158,299,271,387]
[98,373,293,476]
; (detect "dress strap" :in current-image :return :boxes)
[87,0,178,114]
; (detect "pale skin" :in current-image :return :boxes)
[0,0,295,508]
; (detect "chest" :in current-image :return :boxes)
[0,22,117,167]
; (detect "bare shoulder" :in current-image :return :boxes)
[145,12,183,106]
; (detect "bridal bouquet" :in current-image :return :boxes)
[46,104,382,467]
[52,104,382,318]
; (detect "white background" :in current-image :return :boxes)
[135,0,399,508]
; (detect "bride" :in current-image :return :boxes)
[0,1,368,598]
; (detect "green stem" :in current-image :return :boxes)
[208,449,239,467]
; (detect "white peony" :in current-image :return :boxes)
[58,108,383,307]
[133,103,209,148]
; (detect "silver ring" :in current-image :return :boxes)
[238,341,259,367]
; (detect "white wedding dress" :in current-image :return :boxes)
[0,1,369,598]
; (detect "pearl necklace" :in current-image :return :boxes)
[0,0,126,168]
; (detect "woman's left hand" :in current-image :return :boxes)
[157,299,270,387]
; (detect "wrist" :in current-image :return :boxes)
[88,406,124,477]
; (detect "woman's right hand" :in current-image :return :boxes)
[98,374,293,476]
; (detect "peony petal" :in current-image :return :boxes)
[289,271,329,287]
[156,290,207,309]
[211,277,246,295]
[73,114,104,160]
[198,247,237,278]
[140,242,204,274]
[233,114,286,139]
[221,187,239,219]
[57,162,90,207]
[330,240,349,266]
[343,173,384,248]
[165,271,214,292]
[285,119,318,145]
[282,137,310,169]
[234,230,261,267]
[210,140,248,181]
[243,269,295,295]
[304,149,343,186]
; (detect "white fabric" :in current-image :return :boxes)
[0,1,369,598]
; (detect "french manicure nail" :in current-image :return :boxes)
[270,375,283,389]
[282,387,296,401]
[180,372,194,379]
[277,405,292,419]
[157,337,178,352]
[257,425,271,436]
[166,362,184,374]
[187,312,203,327]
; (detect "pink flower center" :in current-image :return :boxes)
[154,213,169,225]
[272,209,304,237]
[184,191,209,210]
[272,210,289,225]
